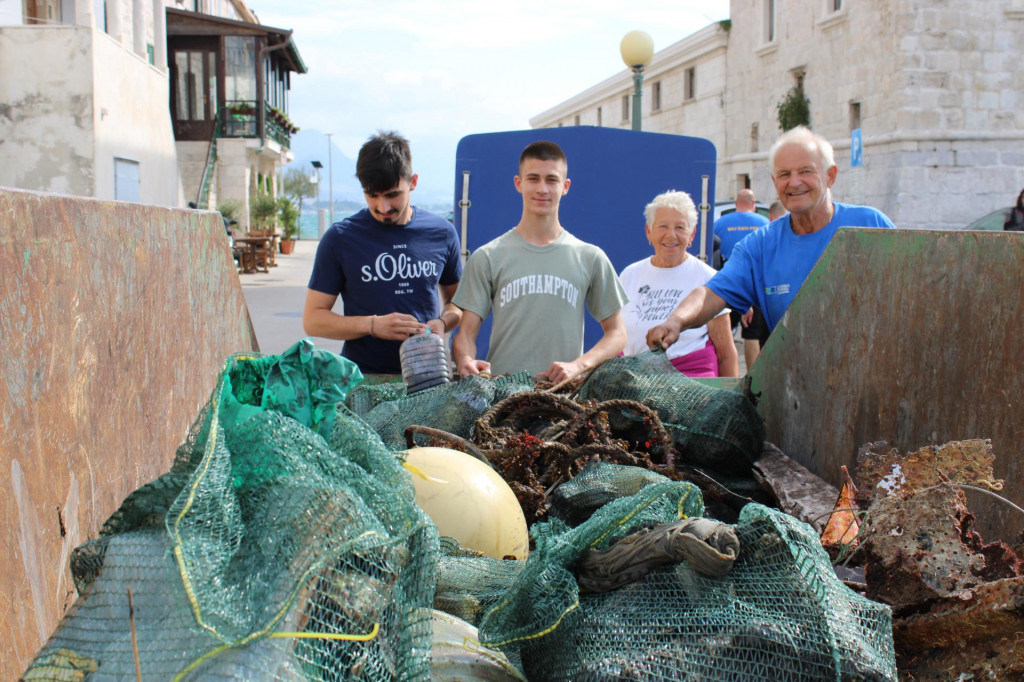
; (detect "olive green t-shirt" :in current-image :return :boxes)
[453,228,628,375]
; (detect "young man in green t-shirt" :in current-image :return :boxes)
[451,140,628,382]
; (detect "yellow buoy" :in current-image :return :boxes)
[403,447,529,560]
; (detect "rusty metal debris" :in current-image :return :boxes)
[855,439,1016,606]
[892,576,1024,679]
[752,443,841,533]
[850,439,1024,678]
[408,391,674,523]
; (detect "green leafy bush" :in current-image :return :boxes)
[216,198,242,223]
[249,193,278,230]
[277,197,300,239]
[777,84,811,132]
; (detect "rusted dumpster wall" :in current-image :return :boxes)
[0,188,258,678]
[750,228,1023,542]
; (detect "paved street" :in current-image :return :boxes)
[238,238,338,356]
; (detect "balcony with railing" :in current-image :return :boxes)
[219,101,296,149]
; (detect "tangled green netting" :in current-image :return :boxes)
[25,342,895,681]
[440,460,896,681]
[23,340,440,681]
[346,371,536,450]
[580,351,766,476]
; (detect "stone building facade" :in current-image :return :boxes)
[0,0,303,228]
[531,0,1024,230]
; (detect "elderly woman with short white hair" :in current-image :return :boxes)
[618,190,738,377]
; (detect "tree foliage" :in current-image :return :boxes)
[250,192,278,230]
[216,198,242,223]
[777,84,811,132]
[283,167,317,209]
[277,196,300,239]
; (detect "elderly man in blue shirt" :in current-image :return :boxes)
[647,125,895,349]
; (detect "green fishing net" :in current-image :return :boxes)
[23,340,440,681]
[471,461,895,681]
[26,342,894,681]
[580,351,766,476]
[433,537,528,628]
[347,371,536,451]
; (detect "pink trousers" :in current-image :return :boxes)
[669,340,719,377]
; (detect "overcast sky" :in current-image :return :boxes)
[245,0,731,203]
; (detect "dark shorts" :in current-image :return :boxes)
[741,307,770,346]
[729,308,743,330]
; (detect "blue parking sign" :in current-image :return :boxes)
[851,129,863,167]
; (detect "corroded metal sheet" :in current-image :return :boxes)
[0,188,257,677]
[749,229,1024,543]
[893,577,1024,677]
[853,439,1020,610]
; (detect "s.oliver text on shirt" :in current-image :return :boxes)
[361,252,440,282]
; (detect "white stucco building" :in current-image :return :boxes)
[0,0,305,228]
[0,0,180,204]
[531,0,1024,230]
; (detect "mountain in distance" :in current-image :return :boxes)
[285,129,361,204]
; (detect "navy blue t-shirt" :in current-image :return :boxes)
[308,207,462,374]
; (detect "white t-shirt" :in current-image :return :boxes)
[618,256,729,360]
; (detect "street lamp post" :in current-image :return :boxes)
[311,160,326,239]
[326,132,334,225]
[310,160,322,214]
[620,31,654,132]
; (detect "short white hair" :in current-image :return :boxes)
[768,126,836,174]
[644,190,697,230]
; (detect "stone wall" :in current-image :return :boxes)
[0,24,180,206]
[531,1,1024,230]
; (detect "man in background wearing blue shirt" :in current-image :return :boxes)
[647,126,895,352]
[713,188,770,364]
[714,189,768,265]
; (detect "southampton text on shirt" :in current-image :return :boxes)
[499,274,580,308]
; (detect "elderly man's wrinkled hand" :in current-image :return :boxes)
[646,321,680,350]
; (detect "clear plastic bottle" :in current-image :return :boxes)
[399,329,452,394]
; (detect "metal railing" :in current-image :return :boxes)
[195,107,220,208]
[218,100,292,150]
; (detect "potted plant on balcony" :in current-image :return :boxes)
[277,196,300,254]
[269,107,287,126]
[228,102,255,118]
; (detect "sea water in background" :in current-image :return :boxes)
[299,212,320,240]
[299,210,353,240]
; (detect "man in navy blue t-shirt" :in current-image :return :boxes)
[647,126,894,352]
[304,131,463,374]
